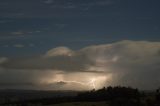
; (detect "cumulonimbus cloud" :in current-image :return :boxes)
[0,40,160,90]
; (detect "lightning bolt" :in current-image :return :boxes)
[90,79,96,89]
[55,79,96,89]
[61,80,87,86]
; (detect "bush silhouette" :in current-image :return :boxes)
[76,86,141,106]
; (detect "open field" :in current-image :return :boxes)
[48,102,107,106]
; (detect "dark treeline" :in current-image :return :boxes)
[76,86,160,106]
[2,86,160,106]
[76,86,140,106]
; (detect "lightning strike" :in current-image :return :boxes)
[54,79,97,89]
[90,78,96,89]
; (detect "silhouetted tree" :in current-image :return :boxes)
[76,86,141,106]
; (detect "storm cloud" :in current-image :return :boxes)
[0,40,160,90]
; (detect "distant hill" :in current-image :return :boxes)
[0,89,77,100]
[1,87,160,106]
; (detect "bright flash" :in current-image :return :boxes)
[41,73,111,90]
[89,78,96,89]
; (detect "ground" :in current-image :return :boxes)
[48,102,107,106]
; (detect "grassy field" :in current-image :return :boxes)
[48,102,108,106]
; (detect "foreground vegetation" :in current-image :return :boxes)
[1,86,160,106]
[48,102,107,106]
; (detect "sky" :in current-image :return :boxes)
[0,0,160,90]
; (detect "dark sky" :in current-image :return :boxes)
[0,0,160,90]
[0,0,160,57]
